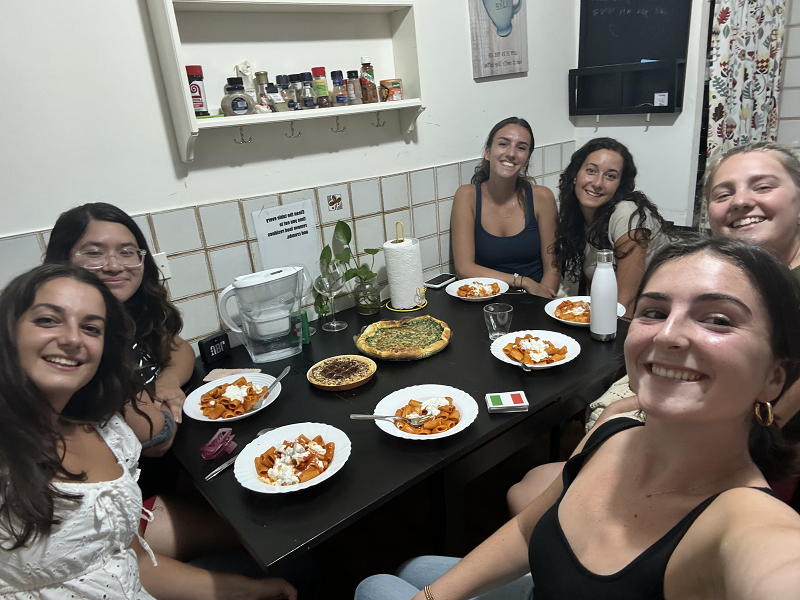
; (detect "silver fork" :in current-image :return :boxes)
[350,413,433,427]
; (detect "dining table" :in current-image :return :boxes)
[171,288,629,572]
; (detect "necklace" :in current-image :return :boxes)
[485,197,521,219]
[636,460,753,498]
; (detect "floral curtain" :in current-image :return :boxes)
[707,0,787,157]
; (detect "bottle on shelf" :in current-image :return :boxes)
[311,67,332,108]
[254,71,277,112]
[330,70,349,107]
[220,81,256,116]
[276,75,298,111]
[589,249,618,341]
[289,74,304,110]
[346,70,362,105]
[299,72,318,109]
[359,56,379,104]
[186,65,210,116]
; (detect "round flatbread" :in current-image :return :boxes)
[307,355,377,391]
[356,315,451,361]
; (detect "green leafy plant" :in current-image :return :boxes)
[315,220,381,315]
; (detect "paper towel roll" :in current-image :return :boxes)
[383,238,425,309]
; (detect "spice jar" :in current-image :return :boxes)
[359,56,379,104]
[330,70,349,107]
[276,75,298,111]
[289,74,303,110]
[221,83,256,116]
[186,65,210,116]
[379,79,403,102]
[346,70,362,105]
[299,72,317,109]
[311,67,331,108]
[254,71,276,112]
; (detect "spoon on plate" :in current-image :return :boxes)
[350,413,432,427]
[205,427,274,481]
[252,366,291,411]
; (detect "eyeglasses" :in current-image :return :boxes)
[72,248,147,269]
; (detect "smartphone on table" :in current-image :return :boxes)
[424,273,457,289]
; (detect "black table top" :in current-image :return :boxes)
[171,290,628,570]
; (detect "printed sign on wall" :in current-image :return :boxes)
[469,0,528,79]
[254,199,321,279]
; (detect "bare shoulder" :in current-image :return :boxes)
[531,183,556,203]
[454,183,477,204]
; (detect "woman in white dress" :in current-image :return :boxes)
[0,264,296,600]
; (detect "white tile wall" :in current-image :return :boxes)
[543,145,561,174]
[410,169,436,205]
[200,202,245,247]
[542,174,560,193]
[788,26,800,56]
[350,178,382,216]
[209,244,253,289]
[435,164,459,199]
[0,145,577,347]
[152,209,202,254]
[317,184,352,224]
[0,235,43,289]
[132,215,156,252]
[530,147,544,177]
[781,89,800,118]
[438,199,454,232]
[412,202,438,238]
[242,195,280,239]
[381,174,410,211]
[562,141,576,167]
[167,252,212,299]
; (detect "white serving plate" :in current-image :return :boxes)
[234,422,351,494]
[183,372,281,422]
[372,384,478,440]
[445,277,509,302]
[490,330,581,370]
[544,296,626,327]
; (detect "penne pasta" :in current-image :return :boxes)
[254,434,335,487]
[198,378,266,419]
[392,396,460,435]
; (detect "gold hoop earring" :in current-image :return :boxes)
[754,401,774,427]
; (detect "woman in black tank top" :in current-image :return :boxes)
[451,117,559,298]
[356,237,800,600]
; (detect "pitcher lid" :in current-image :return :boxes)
[232,266,301,289]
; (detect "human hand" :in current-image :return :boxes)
[155,378,186,424]
[229,576,297,600]
[522,278,555,299]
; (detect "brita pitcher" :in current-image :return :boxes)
[218,266,304,362]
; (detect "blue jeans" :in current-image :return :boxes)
[355,555,533,600]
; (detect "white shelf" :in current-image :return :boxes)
[146,0,423,163]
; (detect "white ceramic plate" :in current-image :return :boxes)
[544,296,626,328]
[372,384,478,440]
[490,330,581,370]
[233,422,351,494]
[183,373,281,422]
[445,277,509,302]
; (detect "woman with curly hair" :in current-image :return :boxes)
[44,203,224,561]
[452,117,560,297]
[554,137,671,315]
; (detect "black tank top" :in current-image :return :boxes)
[474,183,543,282]
[528,417,774,599]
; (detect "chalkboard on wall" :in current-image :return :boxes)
[579,0,693,68]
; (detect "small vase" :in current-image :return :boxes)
[354,277,381,315]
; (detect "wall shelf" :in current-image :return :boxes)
[568,59,686,116]
[146,0,423,162]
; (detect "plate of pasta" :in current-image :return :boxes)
[372,384,478,440]
[490,330,581,370]
[183,373,281,422]
[233,422,351,494]
[445,277,509,302]
[544,296,626,327]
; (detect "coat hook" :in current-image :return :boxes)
[285,121,301,139]
[331,115,346,133]
[373,111,385,128]
[234,125,252,144]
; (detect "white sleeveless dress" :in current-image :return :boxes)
[0,414,156,599]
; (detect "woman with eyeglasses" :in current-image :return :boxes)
[43,203,228,562]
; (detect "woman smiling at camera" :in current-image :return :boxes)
[451,117,560,298]
[356,236,800,600]
[554,138,671,315]
[0,264,295,600]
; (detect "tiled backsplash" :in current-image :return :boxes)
[0,141,574,355]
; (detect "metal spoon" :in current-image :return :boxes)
[252,366,291,411]
[350,413,432,427]
[205,427,274,481]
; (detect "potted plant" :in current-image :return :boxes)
[315,220,382,316]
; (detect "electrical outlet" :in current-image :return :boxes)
[153,252,171,280]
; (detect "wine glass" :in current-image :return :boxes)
[314,260,348,332]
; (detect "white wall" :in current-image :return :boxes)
[0,0,578,237]
[573,0,711,226]
[779,0,800,146]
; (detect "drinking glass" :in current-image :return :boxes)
[314,260,348,332]
[483,303,513,340]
